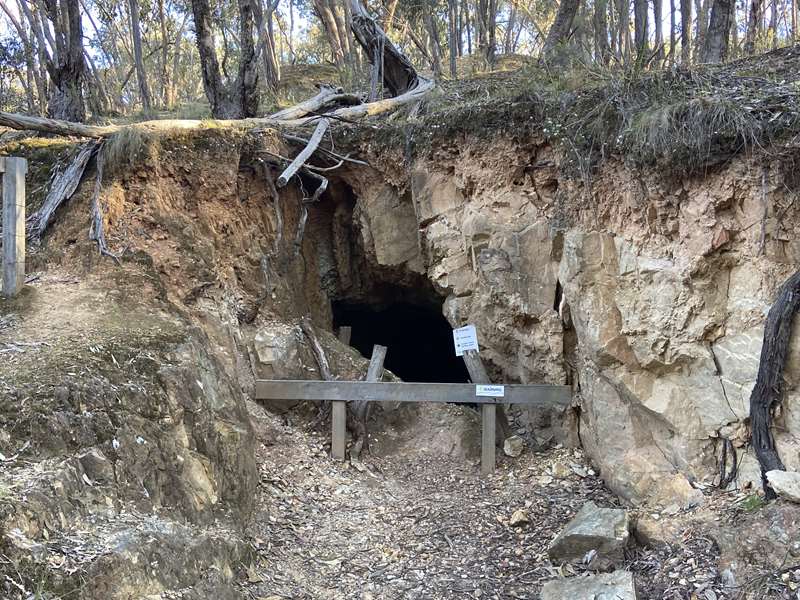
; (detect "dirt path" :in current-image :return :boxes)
[242,402,726,600]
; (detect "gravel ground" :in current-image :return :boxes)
[242,401,732,600]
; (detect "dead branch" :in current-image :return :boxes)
[269,84,361,121]
[301,317,333,381]
[27,141,98,240]
[277,117,331,187]
[351,344,387,462]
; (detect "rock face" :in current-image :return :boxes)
[540,571,638,600]
[548,502,630,569]
[350,136,800,506]
[767,470,800,502]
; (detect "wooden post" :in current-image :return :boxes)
[332,400,347,461]
[463,349,512,464]
[337,326,352,345]
[481,403,496,476]
[1,157,27,298]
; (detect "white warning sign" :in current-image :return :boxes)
[453,324,479,356]
[476,384,505,398]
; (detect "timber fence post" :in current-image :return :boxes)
[1,157,27,298]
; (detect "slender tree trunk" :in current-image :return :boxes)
[768,0,778,47]
[254,0,281,93]
[504,4,517,54]
[670,0,677,63]
[541,0,582,60]
[238,0,261,117]
[730,0,739,57]
[423,0,443,77]
[745,0,764,51]
[701,0,734,60]
[681,0,693,63]
[158,0,171,108]
[128,0,152,111]
[654,0,665,61]
[384,0,400,30]
[618,0,631,61]
[314,0,346,66]
[695,0,710,55]
[463,0,473,53]
[449,0,459,75]
[594,0,611,63]
[633,0,649,59]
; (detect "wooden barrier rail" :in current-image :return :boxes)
[255,379,572,474]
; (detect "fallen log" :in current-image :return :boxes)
[0,77,432,139]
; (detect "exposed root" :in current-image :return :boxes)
[88,145,120,264]
[749,269,800,497]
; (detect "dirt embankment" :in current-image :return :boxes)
[2,94,800,596]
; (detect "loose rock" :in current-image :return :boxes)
[767,470,800,502]
[540,570,638,600]
[504,435,524,457]
[548,501,630,569]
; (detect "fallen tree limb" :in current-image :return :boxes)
[750,269,800,498]
[269,84,361,121]
[27,141,98,241]
[0,76,433,139]
[351,344,387,462]
[277,117,330,187]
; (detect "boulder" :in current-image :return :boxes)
[503,435,524,457]
[548,502,630,570]
[767,470,800,502]
[540,571,638,600]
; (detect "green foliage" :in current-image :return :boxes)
[739,493,767,512]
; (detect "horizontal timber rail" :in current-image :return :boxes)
[255,380,571,405]
[255,379,572,475]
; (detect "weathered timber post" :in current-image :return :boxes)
[481,401,496,476]
[331,400,347,460]
[1,157,27,298]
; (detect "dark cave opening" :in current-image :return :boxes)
[332,299,470,384]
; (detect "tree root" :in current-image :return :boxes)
[750,269,800,498]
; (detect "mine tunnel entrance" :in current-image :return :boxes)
[332,299,470,383]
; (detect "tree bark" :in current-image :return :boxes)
[653,0,665,62]
[634,0,649,59]
[42,0,86,121]
[541,0,581,60]
[128,0,152,112]
[350,0,420,96]
[681,0,693,63]
[449,0,459,76]
[745,0,764,52]
[594,0,611,63]
[750,270,800,498]
[701,0,734,61]
[190,0,260,118]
